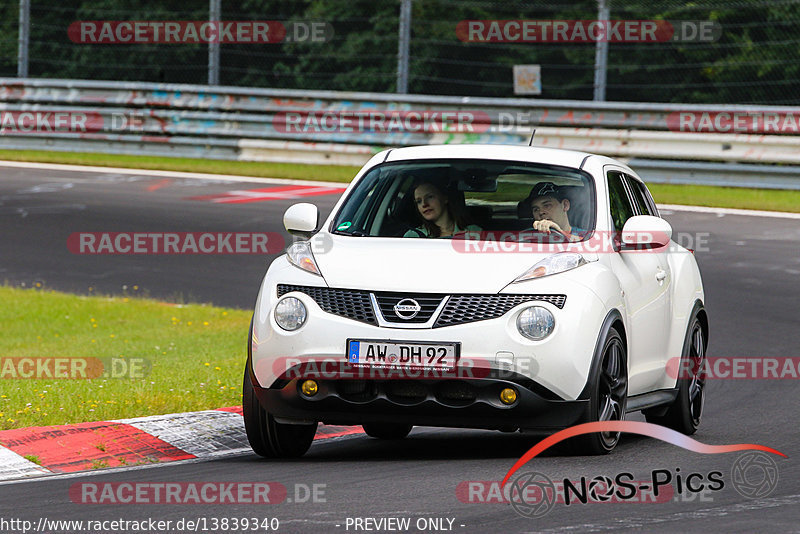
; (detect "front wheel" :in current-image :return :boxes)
[571,326,628,455]
[243,364,317,458]
[362,422,413,439]
[645,315,706,434]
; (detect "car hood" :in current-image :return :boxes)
[312,234,571,294]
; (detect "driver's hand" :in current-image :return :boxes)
[532,219,565,234]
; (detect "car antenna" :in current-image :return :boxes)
[528,129,536,146]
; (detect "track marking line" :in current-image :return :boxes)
[187,184,347,204]
[0,160,349,188]
[658,203,800,219]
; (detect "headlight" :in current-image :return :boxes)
[274,297,307,331]
[513,252,588,283]
[516,306,555,340]
[286,241,321,275]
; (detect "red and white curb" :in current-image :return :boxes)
[0,406,364,482]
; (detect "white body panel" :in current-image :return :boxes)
[253,256,610,400]
[251,144,706,415]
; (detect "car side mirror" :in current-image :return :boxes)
[621,215,672,248]
[284,203,319,238]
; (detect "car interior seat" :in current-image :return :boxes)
[385,188,421,236]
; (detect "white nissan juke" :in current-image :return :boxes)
[243,144,708,458]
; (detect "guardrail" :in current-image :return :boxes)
[1,78,799,188]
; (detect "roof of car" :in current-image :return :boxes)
[382,144,595,169]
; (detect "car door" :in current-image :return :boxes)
[605,168,672,396]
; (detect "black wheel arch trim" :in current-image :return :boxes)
[578,308,626,401]
[693,300,709,349]
[673,299,708,389]
[246,314,261,389]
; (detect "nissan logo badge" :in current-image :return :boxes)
[394,298,421,319]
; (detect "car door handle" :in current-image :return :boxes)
[655,269,667,282]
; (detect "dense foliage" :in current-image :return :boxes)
[1,0,799,103]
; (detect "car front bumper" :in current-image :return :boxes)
[249,363,589,431]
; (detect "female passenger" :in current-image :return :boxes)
[404,180,481,238]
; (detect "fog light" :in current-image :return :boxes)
[300,379,318,397]
[500,387,518,405]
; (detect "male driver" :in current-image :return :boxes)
[522,182,586,241]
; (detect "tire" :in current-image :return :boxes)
[645,314,706,435]
[362,422,413,440]
[571,326,628,455]
[242,319,317,458]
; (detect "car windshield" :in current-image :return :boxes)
[330,159,595,241]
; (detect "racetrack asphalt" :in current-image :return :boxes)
[1,164,799,533]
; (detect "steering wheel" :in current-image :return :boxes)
[517,226,569,243]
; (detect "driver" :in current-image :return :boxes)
[522,182,586,241]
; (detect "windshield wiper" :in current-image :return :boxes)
[332,229,367,236]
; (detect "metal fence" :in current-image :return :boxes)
[2,77,800,189]
[4,1,800,104]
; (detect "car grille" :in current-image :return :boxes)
[276,284,377,325]
[434,294,566,327]
[277,285,565,328]
[374,293,445,324]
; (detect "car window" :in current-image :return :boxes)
[330,168,385,235]
[625,174,655,217]
[634,178,659,217]
[607,171,635,233]
[330,159,596,240]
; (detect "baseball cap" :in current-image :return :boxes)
[528,182,562,200]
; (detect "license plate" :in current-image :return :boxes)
[346,340,459,370]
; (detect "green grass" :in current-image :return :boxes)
[0,149,361,183]
[648,183,800,213]
[0,286,251,430]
